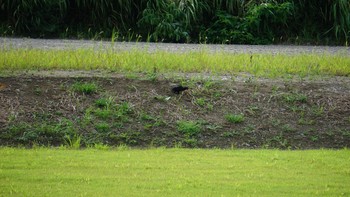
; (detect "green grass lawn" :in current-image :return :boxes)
[1,148,349,196]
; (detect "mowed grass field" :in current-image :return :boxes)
[0,147,349,196]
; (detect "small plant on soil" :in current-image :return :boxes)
[177,121,201,137]
[113,131,141,145]
[95,122,111,133]
[267,134,289,149]
[225,113,245,124]
[298,118,315,125]
[140,113,157,121]
[246,105,260,116]
[204,123,222,131]
[117,102,133,115]
[270,119,281,127]
[95,97,115,108]
[94,108,113,120]
[213,91,222,99]
[242,124,255,134]
[34,87,42,95]
[140,113,165,129]
[64,134,81,149]
[72,82,98,94]
[283,92,307,103]
[203,80,215,89]
[183,138,198,147]
[222,130,240,138]
[93,143,111,150]
[310,136,319,142]
[288,105,306,113]
[281,124,296,133]
[311,104,325,117]
[195,98,206,107]
[146,71,158,82]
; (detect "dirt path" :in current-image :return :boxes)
[1,37,350,55]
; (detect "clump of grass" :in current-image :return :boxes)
[72,82,98,94]
[182,138,198,147]
[95,122,111,133]
[113,131,141,145]
[64,134,81,149]
[225,114,245,124]
[95,97,115,108]
[177,121,201,137]
[94,108,113,119]
[281,124,296,133]
[195,98,206,107]
[222,130,240,137]
[93,143,111,150]
[311,105,325,117]
[117,102,133,116]
[283,92,308,103]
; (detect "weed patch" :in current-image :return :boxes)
[177,121,202,137]
[72,82,98,94]
[283,92,308,103]
[225,114,245,124]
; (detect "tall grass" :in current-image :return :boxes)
[1,47,349,78]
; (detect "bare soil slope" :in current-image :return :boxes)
[1,73,349,149]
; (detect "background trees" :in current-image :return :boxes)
[0,0,349,45]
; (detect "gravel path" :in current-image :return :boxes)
[1,37,349,55]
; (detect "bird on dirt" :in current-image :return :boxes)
[171,85,189,94]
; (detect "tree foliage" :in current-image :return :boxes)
[0,0,349,44]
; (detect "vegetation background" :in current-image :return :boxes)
[0,0,349,45]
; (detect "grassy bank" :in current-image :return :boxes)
[0,147,349,196]
[1,48,350,78]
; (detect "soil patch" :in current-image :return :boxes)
[0,73,349,149]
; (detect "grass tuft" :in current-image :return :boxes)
[177,121,201,136]
[72,82,98,94]
[225,113,245,123]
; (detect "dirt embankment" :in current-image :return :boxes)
[1,73,349,149]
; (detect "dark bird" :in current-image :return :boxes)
[171,85,189,94]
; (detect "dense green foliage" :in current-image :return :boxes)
[0,0,349,45]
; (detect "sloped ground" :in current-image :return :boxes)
[0,72,349,149]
